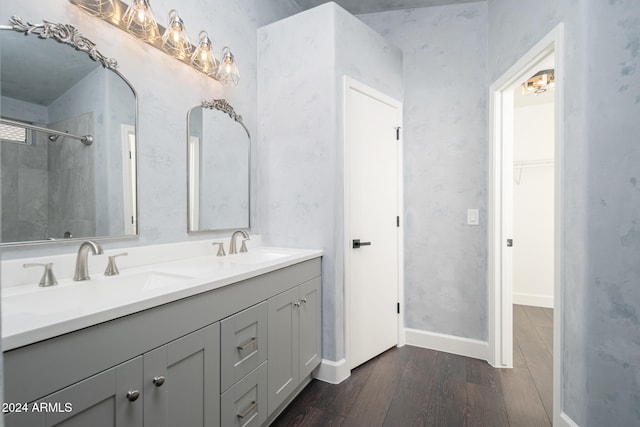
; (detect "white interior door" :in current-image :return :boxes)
[346,79,401,369]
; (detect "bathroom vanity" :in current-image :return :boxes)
[2,246,322,427]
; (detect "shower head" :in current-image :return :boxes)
[48,134,60,142]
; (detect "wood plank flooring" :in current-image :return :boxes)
[271,305,552,427]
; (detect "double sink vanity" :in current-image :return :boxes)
[2,238,322,426]
[0,10,322,427]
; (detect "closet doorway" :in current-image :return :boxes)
[488,23,564,425]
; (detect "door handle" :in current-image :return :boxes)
[352,239,371,249]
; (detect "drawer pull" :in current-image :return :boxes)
[153,376,166,387]
[237,337,257,351]
[126,390,140,402]
[237,401,257,419]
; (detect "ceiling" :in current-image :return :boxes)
[293,0,482,15]
[1,30,100,106]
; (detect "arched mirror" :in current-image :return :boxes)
[0,16,138,245]
[187,100,250,232]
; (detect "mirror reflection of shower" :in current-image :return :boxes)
[1,118,93,146]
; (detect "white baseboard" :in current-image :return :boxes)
[405,328,489,361]
[513,292,554,308]
[313,358,350,384]
[558,412,579,427]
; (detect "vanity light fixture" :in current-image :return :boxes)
[216,47,240,86]
[69,0,239,85]
[122,0,159,42]
[521,69,555,95]
[161,9,192,60]
[191,31,219,75]
[70,0,117,18]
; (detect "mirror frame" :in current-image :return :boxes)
[187,99,251,234]
[0,16,139,246]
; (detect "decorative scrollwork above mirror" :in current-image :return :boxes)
[187,99,250,233]
[0,16,138,245]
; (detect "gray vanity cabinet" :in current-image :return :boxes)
[4,258,322,427]
[4,357,143,427]
[267,277,321,415]
[220,302,267,392]
[143,323,220,427]
[298,278,322,380]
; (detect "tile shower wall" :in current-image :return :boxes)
[0,0,302,258]
[47,113,96,239]
[258,3,403,361]
[1,132,49,242]
[359,3,489,340]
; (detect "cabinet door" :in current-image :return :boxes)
[221,301,267,392]
[144,323,220,427]
[267,287,299,415]
[14,357,144,427]
[299,277,322,379]
[220,361,268,427]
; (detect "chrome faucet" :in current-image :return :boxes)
[229,230,249,254]
[74,240,104,281]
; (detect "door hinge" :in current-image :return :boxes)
[395,127,401,141]
[396,216,400,227]
[397,302,400,314]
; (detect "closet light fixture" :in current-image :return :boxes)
[216,47,240,86]
[521,69,555,95]
[69,0,240,86]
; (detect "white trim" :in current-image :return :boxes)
[120,124,137,235]
[343,76,404,370]
[488,23,565,426]
[404,328,489,361]
[513,293,554,308]
[313,358,350,384]
[559,412,580,427]
[188,136,201,231]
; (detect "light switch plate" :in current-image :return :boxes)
[467,209,479,226]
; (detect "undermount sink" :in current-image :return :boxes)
[91,270,196,292]
[2,270,196,318]
[223,248,290,264]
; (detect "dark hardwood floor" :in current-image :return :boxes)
[271,304,553,427]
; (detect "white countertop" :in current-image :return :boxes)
[2,246,322,351]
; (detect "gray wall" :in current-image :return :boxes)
[258,2,403,361]
[0,0,302,259]
[487,0,640,425]
[359,2,489,340]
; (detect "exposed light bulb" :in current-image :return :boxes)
[191,31,219,75]
[122,0,159,42]
[161,9,192,61]
[70,0,116,19]
[216,46,240,86]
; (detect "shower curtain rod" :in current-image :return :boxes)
[1,118,94,146]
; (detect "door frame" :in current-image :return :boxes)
[487,23,564,425]
[343,76,405,371]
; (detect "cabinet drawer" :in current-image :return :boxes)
[220,301,267,392]
[220,362,267,427]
